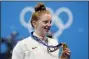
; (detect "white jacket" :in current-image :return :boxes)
[12,34,60,59]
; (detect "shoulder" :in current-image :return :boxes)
[12,36,33,52]
[13,36,39,52]
[12,36,33,59]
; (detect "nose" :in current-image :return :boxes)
[47,22,52,27]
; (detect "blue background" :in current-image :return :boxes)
[1,2,88,59]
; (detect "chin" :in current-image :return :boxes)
[43,30,49,35]
[45,31,49,34]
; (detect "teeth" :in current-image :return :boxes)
[45,27,48,29]
[44,27,50,30]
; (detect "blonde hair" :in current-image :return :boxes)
[31,3,50,28]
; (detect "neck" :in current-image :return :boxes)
[34,31,45,39]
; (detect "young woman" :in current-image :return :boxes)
[12,3,70,59]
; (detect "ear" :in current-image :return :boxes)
[32,21,37,28]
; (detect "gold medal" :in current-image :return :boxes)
[63,43,68,51]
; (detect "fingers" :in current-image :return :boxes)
[61,43,71,58]
[64,48,71,55]
[62,48,71,58]
[60,48,71,59]
[65,48,70,55]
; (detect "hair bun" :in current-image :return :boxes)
[35,3,46,12]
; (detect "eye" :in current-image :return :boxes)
[50,21,52,24]
[43,21,48,24]
[43,20,52,24]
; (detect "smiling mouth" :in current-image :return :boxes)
[44,27,50,32]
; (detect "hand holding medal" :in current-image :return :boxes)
[60,43,71,59]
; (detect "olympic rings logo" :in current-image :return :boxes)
[20,7,73,39]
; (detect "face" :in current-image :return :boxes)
[34,13,52,36]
